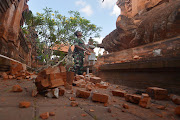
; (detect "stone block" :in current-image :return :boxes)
[92,93,108,103]
[19,101,31,108]
[76,89,90,99]
[49,72,66,88]
[112,90,126,97]
[90,77,101,84]
[147,87,168,100]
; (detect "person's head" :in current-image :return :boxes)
[74,31,82,38]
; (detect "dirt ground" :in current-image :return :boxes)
[0,78,179,120]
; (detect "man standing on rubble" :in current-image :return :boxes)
[73,31,91,75]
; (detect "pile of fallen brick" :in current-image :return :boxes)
[0,61,35,80]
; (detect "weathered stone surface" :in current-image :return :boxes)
[112,90,126,97]
[98,0,180,52]
[147,87,168,100]
[76,89,90,99]
[92,93,109,103]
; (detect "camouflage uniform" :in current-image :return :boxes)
[73,38,86,75]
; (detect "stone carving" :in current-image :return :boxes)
[99,0,180,53]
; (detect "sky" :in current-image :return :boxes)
[27,0,121,55]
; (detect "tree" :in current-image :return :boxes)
[23,7,102,66]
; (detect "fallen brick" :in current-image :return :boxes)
[89,109,94,112]
[107,108,112,113]
[112,90,126,97]
[81,114,87,117]
[170,94,180,105]
[40,112,49,119]
[49,73,65,88]
[69,97,76,101]
[66,71,74,85]
[76,89,90,99]
[86,85,93,91]
[139,97,151,108]
[147,87,168,100]
[49,112,55,116]
[156,105,166,110]
[95,83,108,89]
[59,88,65,96]
[79,75,84,79]
[104,103,108,107]
[19,101,31,108]
[79,83,86,88]
[73,79,86,87]
[16,77,22,80]
[71,102,78,107]
[92,93,109,103]
[12,85,23,92]
[90,77,101,84]
[2,72,8,80]
[175,106,180,115]
[8,75,13,79]
[122,103,129,109]
[125,94,141,104]
[75,75,81,81]
[32,89,38,97]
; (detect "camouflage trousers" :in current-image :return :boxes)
[73,52,84,75]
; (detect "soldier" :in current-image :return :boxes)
[73,31,90,75]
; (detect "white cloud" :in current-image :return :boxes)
[75,0,86,6]
[111,4,121,17]
[80,5,93,16]
[99,0,117,9]
[75,0,93,16]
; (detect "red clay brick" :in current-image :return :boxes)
[19,101,31,108]
[76,89,90,99]
[71,102,78,107]
[125,94,141,104]
[122,103,129,109]
[2,72,8,80]
[49,112,55,116]
[175,106,180,115]
[139,97,151,108]
[49,72,66,88]
[95,83,108,89]
[112,90,126,97]
[92,93,109,103]
[12,85,23,92]
[147,87,168,100]
[59,88,65,96]
[170,94,180,105]
[90,77,101,84]
[40,112,49,119]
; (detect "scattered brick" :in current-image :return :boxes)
[89,109,95,112]
[79,75,84,79]
[69,97,76,101]
[73,79,86,87]
[146,87,168,100]
[81,114,87,117]
[95,83,108,89]
[90,77,101,84]
[170,94,180,105]
[71,102,78,107]
[49,112,55,116]
[175,106,180,115]
[156,105,166,110]
[125,94,141,104]
[104,103,108,107]
[12,85,23,92]
[19,101,31,108]
[112,90,126,97]
[79,83,86,88]
[139,97,151,108]
[76,89,90,99]
[32,89,38,97]
[8,75,13,79]
[40,112,49,119]
[86,85,93,91]
[122,103,129,109]
[92,93,109,103]
[65,83,72,90]
[58,88,65,96]
[2,72,8,80]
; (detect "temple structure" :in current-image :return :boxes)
[0,0,38,70]
[95,0,180,94]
